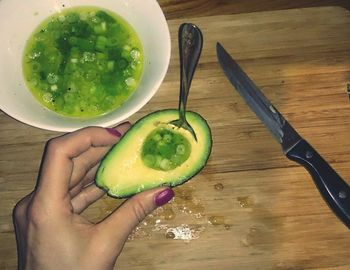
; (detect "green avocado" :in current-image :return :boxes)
[95,109,212,198]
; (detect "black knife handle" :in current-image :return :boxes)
[286,139,350,229]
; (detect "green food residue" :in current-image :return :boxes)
[141,127,192,171]
[23,6,143,118]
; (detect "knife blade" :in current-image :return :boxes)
[216,42,350,229]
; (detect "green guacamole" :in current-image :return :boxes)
[23,6,143,118]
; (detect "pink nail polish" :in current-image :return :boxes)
[106,128,122,137]
[155,188,174,206]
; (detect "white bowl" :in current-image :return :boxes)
[0,0,170,132]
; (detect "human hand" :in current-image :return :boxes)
[13,123,174,270]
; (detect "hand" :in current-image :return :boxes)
[13,123,174,270]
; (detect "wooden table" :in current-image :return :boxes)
[1,1,350,269]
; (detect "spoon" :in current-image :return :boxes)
[169,23,203,141]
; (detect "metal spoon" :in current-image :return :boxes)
[169,23,203,141]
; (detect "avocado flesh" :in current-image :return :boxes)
[95,109,212,198]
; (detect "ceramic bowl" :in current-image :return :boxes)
[0,0,171,132]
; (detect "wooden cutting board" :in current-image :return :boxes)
[1,6,350,270]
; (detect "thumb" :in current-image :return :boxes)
[97,187,174,247]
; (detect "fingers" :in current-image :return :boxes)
[69,122,132,197]
[71,184,105,214]
[69,122,131,190]
[96,187,174,248]
[69,163,100,198]
[36,123,131,201]
[69,146,111,191]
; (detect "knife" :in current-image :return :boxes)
[216,42,350,229]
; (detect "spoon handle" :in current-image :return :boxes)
[178,23,203,121]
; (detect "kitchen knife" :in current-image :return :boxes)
[216,42,350,229]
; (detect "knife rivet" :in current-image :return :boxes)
[305,151,313,159]
[339,190,347,199]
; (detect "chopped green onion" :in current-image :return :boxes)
[101,22,107,31]
[94,22,107,34]
[125,77,136,86]
[163,134,172,143]
[123,44,131,51]
[176,144,186,155]
[42,92,53,103]
[130,49,140,59]
[50,84,58,91]
[95,36,108,51]
[107,61,115,71]
[153,134,162,142]
[82,52,95,62]
[47,73,59,84]
[160,159,171,170]
[155,155,162,167]
[144,154,156,167]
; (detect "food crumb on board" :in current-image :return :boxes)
[208,215,225,225]
[237,196,255,208]
[214,183,224,190]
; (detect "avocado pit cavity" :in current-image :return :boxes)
[141,126,191,171]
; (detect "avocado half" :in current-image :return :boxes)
[95,109,212,198]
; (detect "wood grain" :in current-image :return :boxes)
[158,0,350,19]
[1,6,350,270]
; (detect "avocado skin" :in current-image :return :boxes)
[95,109,212,198]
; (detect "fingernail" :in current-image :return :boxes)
[106,128,122,137]
[155,188,174,207]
